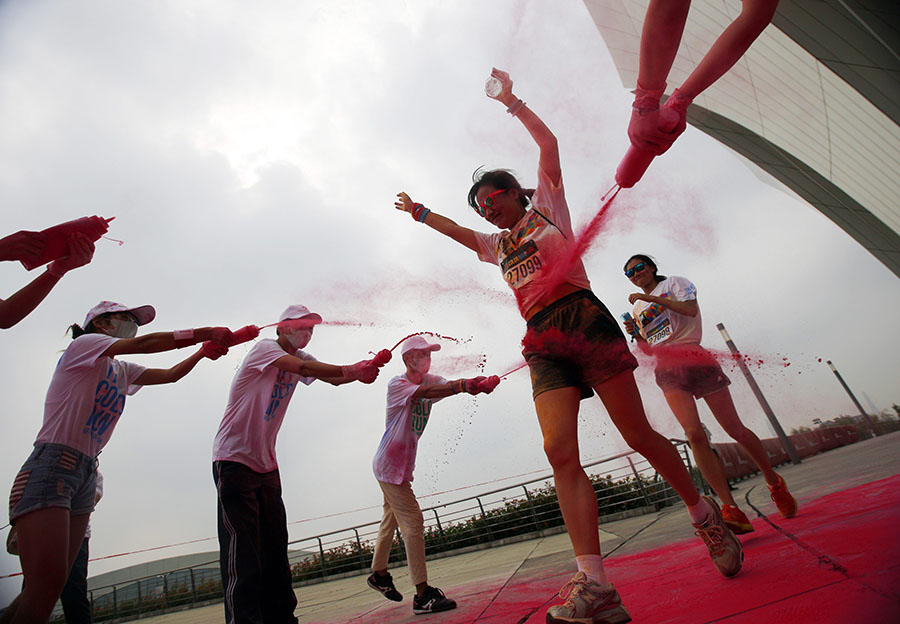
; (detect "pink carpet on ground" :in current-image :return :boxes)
[314,475,900,623]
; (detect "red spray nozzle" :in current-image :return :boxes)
[476,375,501,393]
[225,325,260,347]
[615,105,682,189]
[22,215,115,271]
[370,349,392,367]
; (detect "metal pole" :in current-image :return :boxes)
[826,360,880,436]
[476,496,494,541]
[522,486,542,531]
[317,537,327,579]
[354,528,365,570]
[627,456,653,506]
[717,323,801,464]
[432,509,447,548]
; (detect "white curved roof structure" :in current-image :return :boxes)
[583,0,900,276]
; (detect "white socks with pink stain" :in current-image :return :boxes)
[687,498,711,525]
[576,554,608,586]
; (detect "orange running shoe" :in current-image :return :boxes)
[768,474,798,518]
[721,504,755,535]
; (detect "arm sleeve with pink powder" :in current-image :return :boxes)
[532,166,575,237]
[667,276,698,302]
[473,231,502,265]
[292,349,317,386]
[61,334,120,371]
[123,360,148,395]
[386,376,419,415]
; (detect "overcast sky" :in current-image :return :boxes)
[1,0,898,599]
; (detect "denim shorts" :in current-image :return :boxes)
[522,290,638,400]
[9,443,98,523]
[654,346,731,398]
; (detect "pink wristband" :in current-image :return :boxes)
[173,328,195,347]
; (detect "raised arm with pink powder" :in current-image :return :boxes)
[619,0,780,186]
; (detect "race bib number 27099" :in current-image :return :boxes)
[501,240,543,289]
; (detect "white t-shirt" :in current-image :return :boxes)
[631,276,702,347]
[372,373,447,485]
[35,334,146,458]
[213,339,316,473]
[473,167,591,315]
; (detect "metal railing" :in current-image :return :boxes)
[59,442,698,622]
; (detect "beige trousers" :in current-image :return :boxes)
[371,480,427,585]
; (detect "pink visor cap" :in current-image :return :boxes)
[83,301,156,328]
[400,335,441,356]
[278,304,323,328]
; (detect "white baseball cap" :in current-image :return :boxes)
[278,304,323,325]
[83,301,156,328]
[400,335,441,355]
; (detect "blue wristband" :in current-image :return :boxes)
[413,204,431,223]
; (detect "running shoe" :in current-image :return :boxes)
[546,571,631,624]
[768,474,798,518]
[693,495,743,577]
[412,585,456,614]
[721,504,755,535]
[367,571,402,602]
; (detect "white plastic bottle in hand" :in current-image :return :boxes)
[485,77,502,98]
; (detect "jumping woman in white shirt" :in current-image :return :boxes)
[392,68,742,624]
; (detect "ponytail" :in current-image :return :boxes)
[69,316,103,340]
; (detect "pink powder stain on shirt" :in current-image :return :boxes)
[536,188,622,306]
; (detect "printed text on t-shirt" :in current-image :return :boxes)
[82,363,125,443]
[411,398,432,436]
[265,369,295,421]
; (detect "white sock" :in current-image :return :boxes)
[687,498,710,524]
[576,554,608,586]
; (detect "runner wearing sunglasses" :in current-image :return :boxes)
[622,254,798,536]
[393,68,743,624]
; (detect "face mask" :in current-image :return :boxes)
[285,328,312,350]
[407,352,431,374]
[108,318,138,339]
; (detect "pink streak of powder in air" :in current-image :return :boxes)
[524,185,622,315]
[500,361,529,379]
[437,353,489,377]
[388,331,472,353]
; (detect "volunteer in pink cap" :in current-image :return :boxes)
[4,301,232,623]
[0,229,94,329]
[212,304,383,624]
[366,335,498,615]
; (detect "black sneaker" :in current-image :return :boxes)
[412,586,457,614]
[367,572,402,602]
